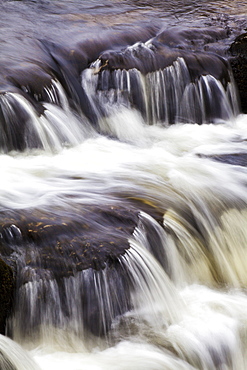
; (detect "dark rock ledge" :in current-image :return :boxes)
[0,202,166,338]
[229,32,247,113]
[0,259,14,335]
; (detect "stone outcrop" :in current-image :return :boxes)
[229,33,247,113]
[0,259,14,334]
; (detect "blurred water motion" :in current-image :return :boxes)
[0,0,247,369]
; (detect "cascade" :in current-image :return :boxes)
[83,48,238,127]
[0,30,240,151]
[0,1,247,369]
[0,80,91,152]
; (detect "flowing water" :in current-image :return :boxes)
[1,0,247,369]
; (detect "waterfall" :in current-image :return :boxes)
[0,80,92,153]
[0,34,240,152]
[82,50,239,129]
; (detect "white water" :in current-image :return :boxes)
[1,104,247,368]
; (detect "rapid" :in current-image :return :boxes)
[0,1,247,369]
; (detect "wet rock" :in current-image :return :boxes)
[0,259,14,334]
[229,33,247,113]
[0,204,139,278]
[96,27,232,83]
[198,152,247,167]
[229,32,247,55]
[98,38,230,84]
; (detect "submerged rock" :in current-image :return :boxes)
[198,152,247,167]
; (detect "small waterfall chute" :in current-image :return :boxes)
[0,80,92,153]
[6,209,184,345]
[82,52,238,132]
[162,204,247,288]
[119,239,183,328]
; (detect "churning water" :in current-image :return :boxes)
[1,0,247,369]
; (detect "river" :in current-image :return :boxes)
[0,0,247,369]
